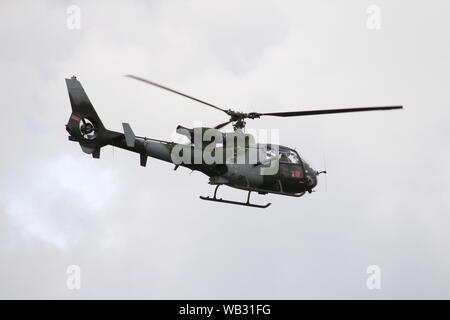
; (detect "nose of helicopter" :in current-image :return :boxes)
[302,160,318,191]
[306,166,327,192]
[307,172,318,190]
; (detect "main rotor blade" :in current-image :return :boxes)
[258,106,403,117]
[125,75,228,113]
[214,120,232,130]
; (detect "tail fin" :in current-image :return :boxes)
[65,76,120,157]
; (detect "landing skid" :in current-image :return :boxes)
[200,185,271,209]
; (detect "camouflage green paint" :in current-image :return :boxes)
[65,77,318,197]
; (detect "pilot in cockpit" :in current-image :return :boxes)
[280,153,290,162]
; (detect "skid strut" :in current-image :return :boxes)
[200,185,271,209]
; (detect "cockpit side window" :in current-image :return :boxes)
[279,149,300,164]
[258,144,301,164]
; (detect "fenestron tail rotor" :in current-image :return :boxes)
[125,74,403,130]
[79,118,98,140]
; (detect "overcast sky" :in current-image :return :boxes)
[1,0,450,299]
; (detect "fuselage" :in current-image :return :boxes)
[111,136,318,196]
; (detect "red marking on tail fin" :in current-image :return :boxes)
[71,114,81,122]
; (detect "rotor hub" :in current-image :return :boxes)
[81,122,94,134]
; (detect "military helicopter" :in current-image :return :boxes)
[65,75,402,208]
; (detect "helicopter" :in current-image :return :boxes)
[65,75,402,208]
